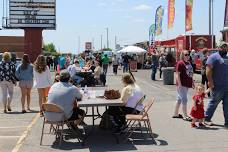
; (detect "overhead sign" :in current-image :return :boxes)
[8,0,56,29]
[85,42,92,50]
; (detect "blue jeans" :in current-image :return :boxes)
[123,63,129,73]
[205,87,228,125]
[103,64,108,75]
[151,65,157,80]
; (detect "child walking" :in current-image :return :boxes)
[190,84,210,127]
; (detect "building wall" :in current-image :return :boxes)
[0,36,24,58]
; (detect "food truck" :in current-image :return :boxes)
[155,35,216,71]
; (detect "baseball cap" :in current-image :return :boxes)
[60,70,70,79]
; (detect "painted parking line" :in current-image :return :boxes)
[11,114,40,152]
[0,136,21,139]
[0,126,27,129]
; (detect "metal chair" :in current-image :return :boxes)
[125,98,155,142]
[40,103,84,146]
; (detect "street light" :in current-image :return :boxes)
[105,28,109,49]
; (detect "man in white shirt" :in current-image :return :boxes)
[67,60,83,84]
[47,70,85,126]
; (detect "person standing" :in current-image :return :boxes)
[33,55,52,116]
[53,56,58,71]
[122,53,130,73]
[201,49,210,97]
[0,52,17,113]
[158,53,167,80]
[16,54,33,113]
[173,50,194,121]
[59,55,66,70]
[102,54,109,75]
[151,52,159,81]
[204,43,228,127]
[112,54,119,75]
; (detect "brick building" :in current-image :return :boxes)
[0,36,24,58]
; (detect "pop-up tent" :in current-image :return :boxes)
[117,46,147,54]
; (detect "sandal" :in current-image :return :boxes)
[172,114,183,119]
[183,116,192,122]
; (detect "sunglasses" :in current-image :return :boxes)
[184,54,190,56]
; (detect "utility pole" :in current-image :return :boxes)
[101,35,103,50]
[78,36,80,54]
[115,36,117,49]
[209,0,212,35]
[106,28,109,49]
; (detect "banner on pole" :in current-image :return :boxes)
[168,0,175,29]
[149,24,155,36]
[185,0,193,31]
[155,6,164,36]
[224,0,228,27]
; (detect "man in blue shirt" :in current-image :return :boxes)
[205,43,228,127]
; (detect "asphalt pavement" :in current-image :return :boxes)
[0,68,227,152]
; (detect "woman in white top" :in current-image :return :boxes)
[108,73,144,133]
[33,55,52,116]
[93,60,102,79]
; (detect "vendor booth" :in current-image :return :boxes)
[118,46,147,72]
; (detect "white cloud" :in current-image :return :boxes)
[133,4,151,11]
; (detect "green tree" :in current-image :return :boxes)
[43,43,56,53]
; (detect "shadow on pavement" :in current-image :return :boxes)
[49,126,167,151]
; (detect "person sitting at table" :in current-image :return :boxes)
[82,60,92,72]
[67,60,83,85]
[93,60,102,81]
[47,70,85,128]
[108,73,144,133]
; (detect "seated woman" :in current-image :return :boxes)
[93,60,102,82]
[108,73,144,133]
[82,60,92,72]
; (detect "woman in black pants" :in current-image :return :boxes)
[108,73,144,133]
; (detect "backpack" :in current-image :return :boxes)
[99,110,114,130]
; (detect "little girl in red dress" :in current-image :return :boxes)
[190,85,210,127]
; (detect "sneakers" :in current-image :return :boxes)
[191,123,197,128]
[39,111,44,117]
[3,109,7,113]
[7,106,12,112]
[199,123,206,127]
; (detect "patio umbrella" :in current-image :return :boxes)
[117,46,147,54]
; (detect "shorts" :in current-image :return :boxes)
[68,107,85,121]
[19,80,33,88]
[177,86,189,105]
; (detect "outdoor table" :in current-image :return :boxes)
[78,89,122,126]
[76,71,92,78]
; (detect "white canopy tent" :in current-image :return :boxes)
[117,46,147,54]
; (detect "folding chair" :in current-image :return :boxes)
[125,98,155,141]
[40,103,84,146]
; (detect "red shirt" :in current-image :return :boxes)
[176,60,193,88]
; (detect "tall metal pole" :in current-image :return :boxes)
[209,0,212,35]
[106,28,109,49]
[78,36,80,54]
[115,36,116,47]
[211,0,214,48]
[100,35,103,50]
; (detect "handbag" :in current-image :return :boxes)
[104,89,120,99]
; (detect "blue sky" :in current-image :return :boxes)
[0,0,226,53]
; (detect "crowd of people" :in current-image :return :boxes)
[0,43,227,131]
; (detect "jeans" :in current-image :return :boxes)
[103,64,108,75]
[205,87,228,125]
[123,63,129,73]
[0,81,14,108]
[113,65,118,75]
[151,65,157,80]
